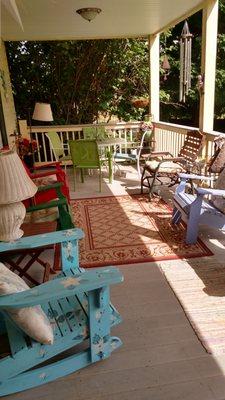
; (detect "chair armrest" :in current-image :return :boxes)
[36,182,62,192]
[179,173,215,181]
[0,228,84,253]
[150,151,173,157]
[159,156,185,163]
[26,197,66,213]
[196,187,225,197]
[29,171,59,179]
[0,267,123,308]
[33,162,61,170]
[155,157,186,168]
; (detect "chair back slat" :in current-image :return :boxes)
[69,140,100,168]
[45,132,64,160]
[178,130,204,163]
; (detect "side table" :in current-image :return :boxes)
[0,221,59,285]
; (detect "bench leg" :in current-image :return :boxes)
[186,199,202,244]
[186,218,199,244]
[88,286,111,362]
[172,206,181,224]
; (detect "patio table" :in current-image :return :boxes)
[97,138,126,183]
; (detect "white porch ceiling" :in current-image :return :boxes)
[1,0,204,41]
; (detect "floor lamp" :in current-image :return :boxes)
[32,102,53,165]
[32,103,53,124]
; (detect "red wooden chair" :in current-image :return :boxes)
[23,161,70,206]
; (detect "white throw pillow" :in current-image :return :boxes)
[0,262,54,345]
[211,169,225,213]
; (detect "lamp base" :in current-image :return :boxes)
[0,202,26,242]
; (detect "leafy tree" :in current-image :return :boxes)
[160,0,225,127]
[5,0,225,127]
[6,39,149,124]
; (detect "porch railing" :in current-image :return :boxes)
[154,121,224,162]
[29,120,224,164]
[29,122,142,163]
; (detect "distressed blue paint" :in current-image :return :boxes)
[0,228,123,396]
[88,286,111,362]
[0,228,84,252]
[172,173,225,244]
[61,238,80,272]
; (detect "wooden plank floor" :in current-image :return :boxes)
[6,166,225,399]
[6,262,225,400]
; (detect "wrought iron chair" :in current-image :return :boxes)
[114,129,155,177]
[141,130,204,198]
[0,228,123,396]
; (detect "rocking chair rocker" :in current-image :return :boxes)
[0,229,123,396]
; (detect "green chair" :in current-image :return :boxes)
[69,140,102,192]
[45,132,72,171]
[83,126,107,141]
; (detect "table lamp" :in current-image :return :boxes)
[0,151,38,241]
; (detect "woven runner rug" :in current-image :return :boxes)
[71,194,212,268]
[160,258,225,355]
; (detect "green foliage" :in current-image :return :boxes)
[160,0,225,124]
[5,0,225,125]
[6,39,149,124]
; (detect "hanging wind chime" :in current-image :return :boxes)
[162,54,171,81]
[179,20,193,102]
[161,36,171,81]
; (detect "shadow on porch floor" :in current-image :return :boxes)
[6,164,225,400]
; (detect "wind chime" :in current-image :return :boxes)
[162,54,171,81]
[161,36,171,81]
[179,20,193,102]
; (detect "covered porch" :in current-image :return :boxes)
[1,0,225,399]
[3,166,225,400]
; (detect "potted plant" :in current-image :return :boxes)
[15,135,38,168]
[131,97,149,108]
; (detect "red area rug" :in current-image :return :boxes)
[71,195,213,268]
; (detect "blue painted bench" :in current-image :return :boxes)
[172,173,225,244]
[0,228,123,396]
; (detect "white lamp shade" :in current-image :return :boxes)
[0,151,38,204]
[32,102,53,122]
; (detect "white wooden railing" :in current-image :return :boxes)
[154,121,225,161]
[28,120,225,164]
[29,122,142,163]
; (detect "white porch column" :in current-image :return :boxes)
[199,0,218,132]
[148,34,160,122]
[0,39,17,145]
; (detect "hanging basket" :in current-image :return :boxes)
[131,97,149,108]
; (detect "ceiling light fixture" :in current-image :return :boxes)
[76,7,102,22]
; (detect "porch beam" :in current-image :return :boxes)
[199,0,218,132]
[148,34,160,122]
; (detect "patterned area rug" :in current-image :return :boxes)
[160,258,225,355]
[71,195,212,268]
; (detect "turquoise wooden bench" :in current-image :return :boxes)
[0,229,123,396]
[172,173,225,244]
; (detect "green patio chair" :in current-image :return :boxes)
[45,132,72,171]
[83,126,107,141]
[69,140,102,192]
